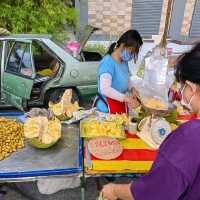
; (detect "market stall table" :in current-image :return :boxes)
[84,131,157,175]
[0,112,82,181]
[82,131,157,199]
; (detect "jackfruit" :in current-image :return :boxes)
[24,117,61,149]
[49,89,80,120]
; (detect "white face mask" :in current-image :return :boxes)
[180,84,194,111]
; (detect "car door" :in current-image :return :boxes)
[77,25,99,53]
[2,40,34,110]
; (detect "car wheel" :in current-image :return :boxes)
[48,89,65,104]
[22,99,29,111]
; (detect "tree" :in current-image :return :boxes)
[0,27,10,35]
[0,0,78,41]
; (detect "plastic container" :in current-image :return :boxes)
[128,121,138,134]
[128,118,138,134]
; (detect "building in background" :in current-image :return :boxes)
[76,0,200,40]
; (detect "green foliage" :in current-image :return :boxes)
[165,110,180,125]
[0,0,78,41]
[134,108,180,127]
[0,27,10,35]
[84,44,107,55]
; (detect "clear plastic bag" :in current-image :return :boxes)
[139,46,170,104]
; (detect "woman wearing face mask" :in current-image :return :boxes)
[101,43,200,200]
[95,30,143,114]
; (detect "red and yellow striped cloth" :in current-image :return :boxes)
[85,132,157,174]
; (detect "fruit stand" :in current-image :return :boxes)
[0,86,196,200]
[0,1,196,197]
[0,112,82,181]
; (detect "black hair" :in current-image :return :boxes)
[107,29,143,61]
[175,43,200,85]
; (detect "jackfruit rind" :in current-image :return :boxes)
[28,137,58,149]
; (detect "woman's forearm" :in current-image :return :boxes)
[100,73,125,102]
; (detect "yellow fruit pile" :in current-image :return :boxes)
[49,89,80,120]
[49,101,80,118]
[107,113,130,125]
[24,117,61,148]
[142,98,168,110]
[80,118,125,138]
[0,118,24,161]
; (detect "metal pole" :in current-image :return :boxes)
[160,0,174,48]
[81,138,86,200]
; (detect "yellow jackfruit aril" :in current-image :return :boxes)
[42,133,54,145]
[49,89,80,120]
[64,101,80,118]
[24,117,61,147]
[47,118,62,140]
[108,113,130,125]
[49,102,63,116]
[80,119,125,138]
[142,98,168,110]
[24,117,48,139]
[62,89,72,105]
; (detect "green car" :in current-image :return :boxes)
[0,26,102,110]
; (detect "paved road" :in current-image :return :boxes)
[2,178,98,200]
[1,177,133,200]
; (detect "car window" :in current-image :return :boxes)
[82,51,102,61]
[20,44,33,77]
[7,42,26,73]
[6,42,33,77]
[32,40,60,77]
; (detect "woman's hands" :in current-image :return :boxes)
[131,98,141,109]
[131,87,141,108]
[123,87,141,109]
[101,183,118,200]
[123,95,133,104]
[101,183,134,200]
[131,87,140,100]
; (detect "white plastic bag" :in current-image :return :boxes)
[37,176,80,195]
[166,69,175,88]
[140,46,169,104]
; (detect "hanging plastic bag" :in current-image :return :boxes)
[138,46,170,106]
[166,68,175,89]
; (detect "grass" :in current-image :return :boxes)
[83,44,107,55]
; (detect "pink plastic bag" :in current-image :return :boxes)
[65,41,81,57]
